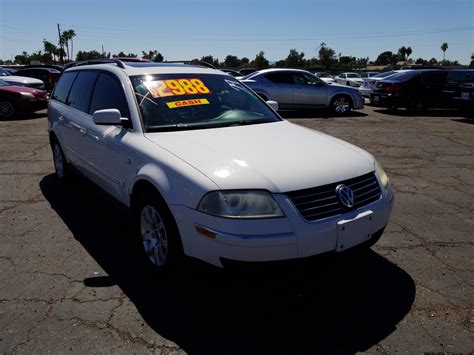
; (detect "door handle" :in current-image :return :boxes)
[58,115,64,122]
[79,128,86,136]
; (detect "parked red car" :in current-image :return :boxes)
[0,79,48,118]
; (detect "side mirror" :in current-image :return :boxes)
[266,100,279,111]
[93,109,122,125]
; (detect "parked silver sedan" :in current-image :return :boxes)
[241,69,364,115]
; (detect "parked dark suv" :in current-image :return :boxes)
[370,69,474,111]
[371,70,448,110]
[14,68,61,92]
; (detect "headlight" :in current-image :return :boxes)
[20,92,35,99]
[197,190,285,219]
[375,160,389,188]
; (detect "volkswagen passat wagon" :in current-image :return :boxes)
[48,59,394,271]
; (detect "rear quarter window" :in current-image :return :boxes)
[51,71,78,104]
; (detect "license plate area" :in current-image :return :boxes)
[373,95,379,102]
[336,211,374,252]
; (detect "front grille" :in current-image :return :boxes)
[286,172,381,222]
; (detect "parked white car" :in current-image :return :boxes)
[48,59,394,271]
[314,72,336,84]
[1,75,46,91]
[335,72,363,87]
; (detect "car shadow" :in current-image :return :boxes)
[373,108,461,118]
[1,111,47,122]
[279,109,368,119]
[40,174,415,354]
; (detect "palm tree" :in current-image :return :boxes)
[61,29,76,61]
[406,47,412,61]
[441,42,448,61]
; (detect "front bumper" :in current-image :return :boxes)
[171,188,394,267]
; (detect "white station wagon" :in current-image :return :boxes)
[48,59,394,271]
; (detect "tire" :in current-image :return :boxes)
[134,190,184,274]
[51,140,71,182]
[0,100,16,119]
[330,95,352,116]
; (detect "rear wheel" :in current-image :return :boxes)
[330,95,352,115]
[0,100,15,119]
[52,140,70,182]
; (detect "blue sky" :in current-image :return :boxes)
[1,0,473,63]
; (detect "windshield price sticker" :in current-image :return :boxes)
[144,78,211,98]
[166,98,210,109]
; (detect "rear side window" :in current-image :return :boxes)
[89,73,130,118]
[52,71,78,104]
[66,71,98,112]
[265,72,294,84]
[422,72,447,86]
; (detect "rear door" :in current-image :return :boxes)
[61,70,98,171]
[292,72,328,107]
[80,72,134,200]
[262,72,295,107]
[421,71,448,107]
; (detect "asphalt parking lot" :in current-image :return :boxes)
[1,106,473,354]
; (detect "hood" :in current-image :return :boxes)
[2,75,44,84]
[145,121,374,192]
[0,85,45,95]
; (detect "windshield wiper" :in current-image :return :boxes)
[146,123,190,132]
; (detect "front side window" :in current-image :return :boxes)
[66,71,98,112]
[89,73,130,118]
[131,74,280,132]
[293,73,321,85]
[346,73,361,78]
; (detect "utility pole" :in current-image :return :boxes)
[57,23,63,64]
[101,44,105,58]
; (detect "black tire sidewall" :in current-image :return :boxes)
[52,141,70,182]
[0,100,15,119]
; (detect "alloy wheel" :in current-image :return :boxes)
[140,205,169,267]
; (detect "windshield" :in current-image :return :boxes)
[316,73,330,78]
[131,73,280,132]
[346,73,361,78]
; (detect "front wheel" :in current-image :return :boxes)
[0,100,16,119]
[134,191,184,273]
[330,95,352,115]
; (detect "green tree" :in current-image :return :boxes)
[429,57,438,65]
[318,42,336,68]
[441,42,448,61]
[240,57,250,67]
[75,50,105,61]
[406,46,412,60]
[284,49,305,68]
[415,57,428,65]
[223,55,240,68]
[43,40,58,63]
[142,50,164,62]
[375,51,394,65]
[200,55,219,67]
[61,29,76,61]
[397,46,407,61]
[251,51,269,69]
[14,51,30,65]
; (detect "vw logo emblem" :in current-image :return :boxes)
[336,184,355,208]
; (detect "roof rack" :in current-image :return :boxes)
[65,59,126,70]
[164,60,217,69]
